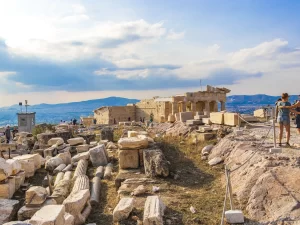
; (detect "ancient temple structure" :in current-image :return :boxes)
[93,85,230,125]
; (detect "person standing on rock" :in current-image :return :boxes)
[4,125,11,143]
[276,93,292,147]
[280,95,300,135]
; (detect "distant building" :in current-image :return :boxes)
[93,85,231,125]
[17,112,36,133]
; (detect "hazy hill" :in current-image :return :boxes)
[227,94,298,105]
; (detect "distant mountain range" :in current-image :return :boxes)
[0,97,140,111]
[227,94,298,105]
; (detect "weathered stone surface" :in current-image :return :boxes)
[113,198,134,222]
[201,145,214,156]
[15,170,26,190]
[0,158,13,181]
[73,159,88,179]
[131,185,147,196]
[14,154,42,170]
[71,175,89,194]
[71,152,90,164]
[118,137,148,150]
[95,166,104,179]
[0,176,16,198]
[208,157,224,166]
[225,210,244,224]
[54,164,66,175]
[44,147,55,157]
[29,205,65,225]
[128,131,138,138]
[100,127,113,142]
[48,138,64,146]
[3,221,31,225]
[106,142,117,149]
[17,159,35,178]
[64,212,75,225]
[89,144,108,167]
[143,149,169,177]
[224,113,241,126]
[179,112,194,122]
[90,177,101,206]
[62,164,72,172]
[104,163,113,179]
[56,151,71,165]
[210,112,224,125]
[54,172,65,187]
[45,157,64,171]
[143,196,165,225]
[51,179,71,204]
[119,149,139,169]
[76,144,90,153]
[18,199,57,221]
[193,132,215,141]
[25,186,48,205]
[63,189,90,224]
[63,171,73,181]
[67,137,85,146]
[37,133,58,149]
[77,133,95,145]
[198,126,212,133]
[0,199,20,224]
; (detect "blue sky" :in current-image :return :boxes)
[0,0,300,106]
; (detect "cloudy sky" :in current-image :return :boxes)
[1,0,300,106]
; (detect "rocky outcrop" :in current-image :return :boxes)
[209,131,300,223]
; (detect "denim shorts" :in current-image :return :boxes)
[277,116,290,125]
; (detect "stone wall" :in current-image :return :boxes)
[94,107,110,124]
[135,99,167,123]
[109,106,135,124]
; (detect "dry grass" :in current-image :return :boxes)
[156,136,226,225]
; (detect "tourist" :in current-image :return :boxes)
[280,95,300,135]
[4,125,11,143]
[12,127,18,138]
[276,93,292,147]
[73,118,77,125]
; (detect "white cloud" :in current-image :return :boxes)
[166,30,185,40]
[0,71,16,77]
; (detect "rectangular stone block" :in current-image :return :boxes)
[179,112,194,122]
[225,210,244,224]
[113,198,134,222]
[254,108,266,118]
[224,113,241,126]
[269,147,282,153]
[119,150,139,169]
[210,112,224,125]
[29,205,65,225]
[202,118,212,125]
[143,196,165,225]
[128,131,138,138]
[0,176,16,199]
[192,133,215,141]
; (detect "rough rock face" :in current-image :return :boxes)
[0,199,20,224]
[209,132,300,223]
[143,149,169,177]
[148,121,192,137]
[100,127,114,142]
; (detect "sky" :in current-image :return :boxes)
[1,0,300,106]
